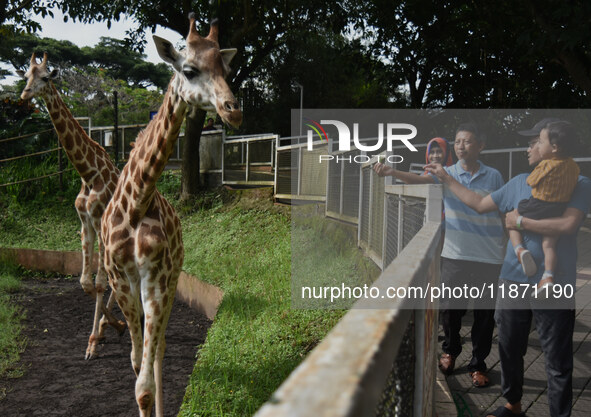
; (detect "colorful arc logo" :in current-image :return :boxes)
[304,118,329,142]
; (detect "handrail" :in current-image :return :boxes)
[255,221,441,417]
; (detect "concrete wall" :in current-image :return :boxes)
[0,247,223,320]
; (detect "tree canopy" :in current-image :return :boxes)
[0,32,171,89]
[4,0,591,135]
[354,0,591,108]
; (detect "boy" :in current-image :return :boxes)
[511,121,580,295]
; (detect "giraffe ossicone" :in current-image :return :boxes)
[17,52,126,360]
[102,13,241,417]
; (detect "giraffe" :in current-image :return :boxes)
[101,13,241,417]
[17,53,126,359]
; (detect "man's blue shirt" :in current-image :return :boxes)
[491,174,591,285]
[433,160,506,264]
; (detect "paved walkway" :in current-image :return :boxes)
[436,218,591,417]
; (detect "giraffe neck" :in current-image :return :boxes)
[127,75,188,218]
[41,84,107,183]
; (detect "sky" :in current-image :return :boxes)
[1,8,184,84]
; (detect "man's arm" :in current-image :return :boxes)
[424,163,498,213]
[505,207,585,236]
[373,162,435,184]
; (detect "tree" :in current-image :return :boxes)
[0,32,171,89]
[0,0,59,34]
[352,0,591,109]
[241,28,393,136]
[0,0,58,78]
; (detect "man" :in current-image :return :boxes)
[375,122,506,388]
[203,117,215,131]
[426,118,591,417]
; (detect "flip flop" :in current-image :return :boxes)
[469,370,489,388]
[486,405,526,417]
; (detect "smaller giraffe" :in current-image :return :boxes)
[17,53,125,359]
[102,13,241,417]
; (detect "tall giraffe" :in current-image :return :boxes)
[101,14,241,417]
[17,53,125,359]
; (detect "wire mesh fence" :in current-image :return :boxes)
[325,150,361,223]
[359,160,387,268]
[275,138,328,201]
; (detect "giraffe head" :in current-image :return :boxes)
[153,13,242,128]
[16,53,59,101]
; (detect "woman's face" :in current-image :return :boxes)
[428,146,444,164]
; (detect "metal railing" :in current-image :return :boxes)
[358,156,386,267]
[87,123,147,162]
[222,133,277,186]
[256,183,442,417]
[325,148,362,224]
[275,135,328,201]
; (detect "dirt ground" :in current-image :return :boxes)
[0,275,212,417]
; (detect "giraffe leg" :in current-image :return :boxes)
[136,308,158,417]
[154,336,166,417]
[108,267,143,376]
[95,226,126,339]
[78,217,96,296]
[154,274,177,417]
[98,291,126,339]
[86,289,104,360]
[136,263,178,417]
[84,217,105,360]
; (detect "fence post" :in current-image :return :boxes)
[339,156,345,216]
[273,136,279,197]
[297,146,302,197]
[367,167,374,256]
[246,140,250,182]
[222,138,226,184]
[397,196,403,256]
[357,152,365,245]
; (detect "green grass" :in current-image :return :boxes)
[0,195,81,251]
[0,261,26,382]
[0,174,379,416]
[178,206,358,416]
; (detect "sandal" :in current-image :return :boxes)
[469,370,489,388]
[486,405,526,417]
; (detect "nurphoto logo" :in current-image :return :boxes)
[305,119,419,163]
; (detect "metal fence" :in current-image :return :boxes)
[88,123,147,163]
[387,143,591,183]
[255,183,442,417]
[275,136,328,201]
[222,133,277,186]
[358,156,386,267]
[325,149,362,224]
